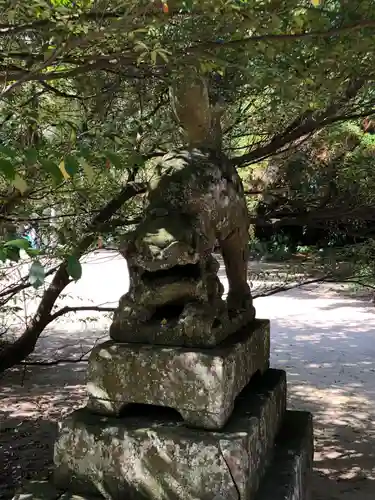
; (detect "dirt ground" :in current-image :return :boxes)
[0,252,374,499]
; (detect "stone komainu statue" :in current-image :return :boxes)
[110,147,256,347]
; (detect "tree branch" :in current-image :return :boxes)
[0,265,60,304]
[0,14,373,96]
[0,180,147,373]
[252,274,331,299]
[204,19,375,48]
[0,46,63,98]
[233,79,367,167]
[49,305,116,322]
[38,81,96,100]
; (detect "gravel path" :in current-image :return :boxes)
[0,252,374,499]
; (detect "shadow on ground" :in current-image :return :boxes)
[259,288,375,500]
[0,331,103,498]
[0,262,375,499]
[0,363,86,499]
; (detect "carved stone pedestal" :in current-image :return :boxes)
[86,319,270,429]
[12,320,313,500]
[53,370,286,500]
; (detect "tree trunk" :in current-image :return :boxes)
[0,266,70,372]
[170,75,223,150]
[0,182,145,373]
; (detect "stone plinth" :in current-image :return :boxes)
[254,411,313,500]
[86,319,270,430]
[54,369,286,500]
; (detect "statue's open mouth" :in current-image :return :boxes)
[139,263,206,325]
[150,301,186,322]
[141,263,201,285]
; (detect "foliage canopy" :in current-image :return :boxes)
[1,0,375,369]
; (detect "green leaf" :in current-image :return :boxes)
[40,159,64,182]
[0,145,17,158]
[6,247,20,262]
[0,158,15,179]
[80,159,95,183]
[26,248,40,257]
[0,248,7,262]
[104,151,122,168]
[4,238,31,250]
[129,152,144,168]
[25,148,38,165]
[29,260,45,289]
[151,50,157,65]
[59,160,70,180]
[156,49,170,64]
[134,41,149,52]
[12,174,28,194]
[67,255,82,281]
[79,146,92,159]
[64,155,80,176]
[70,128,77,144]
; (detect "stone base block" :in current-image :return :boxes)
[86,319,270,430]
[255,411,313,500]
[54,369,286,500]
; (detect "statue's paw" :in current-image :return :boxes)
[226,290,254,316]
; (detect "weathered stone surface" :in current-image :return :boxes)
[109,148,255,347]
[110,251,255,348]
[254,411,314,500]
[110,282,255,347]
[12,480,62,500]
[12,480,101,500]
[54,369,286,500]
[86,319,270,429]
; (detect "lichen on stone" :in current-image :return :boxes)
[110,148,256,347]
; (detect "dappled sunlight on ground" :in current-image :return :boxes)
[1,257,375,498]
[256,285,375,499]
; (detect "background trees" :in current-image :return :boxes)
[1,0,375,371]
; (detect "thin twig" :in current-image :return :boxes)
[253,274,331,298]
[49,305,116,322]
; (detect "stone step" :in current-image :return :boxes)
[254,410,314,500]
[12,400,312,500]
[53,368,287,500]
